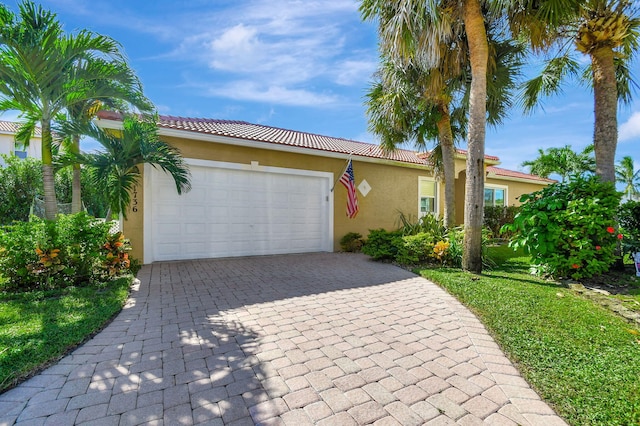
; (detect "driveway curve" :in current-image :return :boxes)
[0,253,566,425]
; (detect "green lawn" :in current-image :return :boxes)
[417,246,640,425]
[0,277,132,392]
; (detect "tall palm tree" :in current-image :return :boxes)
[72,116,191,219]
[365,33,522,230]
[516,0,639,183]
[616,156,640,201]
[361,0,514,272]
[0,1,135,219]
[366,57,461,229]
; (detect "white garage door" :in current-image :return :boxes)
[145,160,333,262]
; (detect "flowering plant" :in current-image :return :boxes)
[504,175,622,279]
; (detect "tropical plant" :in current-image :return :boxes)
[0,154,42,224]
[616,156,640,201]
[70,116,191,218]
[0,1,142,219]
[54,165,110,218]
[618,200,640,255]
[521,144,595,181]
[516,0,640,183]
[0,213,126,290]
[504,175,623,279]
[360,0,521,273]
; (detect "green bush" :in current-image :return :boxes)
[362,229,402,261]
[618,201,640,255]
[395,232,436,265]
[0,213,132,291]
[397,212,446,239]
[0,155,42,224]
[340,232,364,252]
[484,205,519,239]
[504,175,622,279]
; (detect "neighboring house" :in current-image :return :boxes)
[96,111,553,264]
[0,120,42,165]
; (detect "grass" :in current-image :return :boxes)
[0,277,132,393]
[417,245,640,426]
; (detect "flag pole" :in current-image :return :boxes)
[331,153,353,192]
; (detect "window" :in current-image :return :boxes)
[419,178,437,217]
[14,150,27,159]
[484,186,506,207]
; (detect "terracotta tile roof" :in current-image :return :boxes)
[155,114,427,165]
[0,120,42,136]
[95,111,551,184]
[487,166,556,183]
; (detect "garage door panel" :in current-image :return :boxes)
[149,163,331,261]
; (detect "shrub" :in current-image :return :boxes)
[395,232,436,265]
[397,212,446,239]
[484,206,519,239]
[340,232,364,252]
[0,155,42,224]
[504,175,622,279]
[362,229,402,261]
[618,201,640,255]
[0,213,133,291]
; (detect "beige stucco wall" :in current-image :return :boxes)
[123,135,438,261]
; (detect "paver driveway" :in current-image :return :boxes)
[0,253,566,425]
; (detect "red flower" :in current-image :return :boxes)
[572,263,580,269]
[607,226,615,234]
[618,234,624,240]
[595,246,601,250]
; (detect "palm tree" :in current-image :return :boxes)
[516,0,639,183]
[522,144,595,181]
[365,57,461,229]
[616,156,640,201]
[61,73,153,214]
[72,116,191,219]
[365,33,522,230]
[361,0,513,272]
[0,1,136,219]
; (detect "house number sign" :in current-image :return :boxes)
[132,185,139,213]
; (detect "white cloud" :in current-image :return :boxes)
[619,111,640,141]
[208,81,340,107]
[334,59,378,86]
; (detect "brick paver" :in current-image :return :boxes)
[0,253,566,425]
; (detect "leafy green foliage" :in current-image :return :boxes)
[618,200,640,255]
[54,166,110,218]
[0,155,42,224]
[363,213,492,267]
[504,175,622,279]
[397,212,446,239]
[483,205,519,239]
[362,229,402,261]
[521,144,595,181]
[339,232,364,252]
[395,232,436,265]
[0,213,134,290]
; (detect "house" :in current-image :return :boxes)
[96,111,553,264]
[0,120,42,165]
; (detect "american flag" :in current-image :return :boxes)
[339,159,359,218]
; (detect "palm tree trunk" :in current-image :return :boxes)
[41,119,58,220]
[591,46,618,183]
[436,102,456,229]
[462,0,488,273]
[71,135,82,213]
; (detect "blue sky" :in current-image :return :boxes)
[3,0,640,173]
